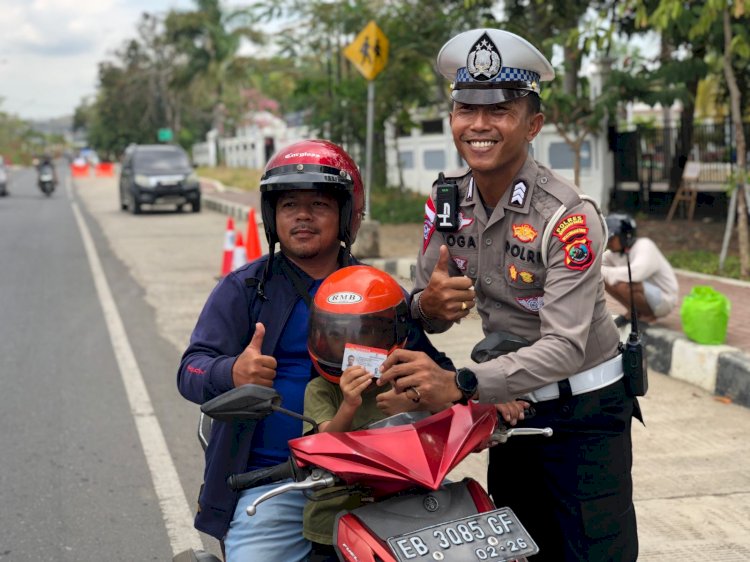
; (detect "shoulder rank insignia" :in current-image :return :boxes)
[510,181,527,207]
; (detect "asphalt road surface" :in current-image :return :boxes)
[2,166,749,560]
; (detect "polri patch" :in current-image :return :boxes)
[452,256,468,272]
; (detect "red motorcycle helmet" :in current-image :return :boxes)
[259,139,365,251]
[308,266,409,384]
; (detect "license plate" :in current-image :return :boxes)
[387,507,538,562]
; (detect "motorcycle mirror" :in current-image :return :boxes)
[201,384,281,422]
[471,331,531,364]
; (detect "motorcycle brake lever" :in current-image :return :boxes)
[246,469,336,516]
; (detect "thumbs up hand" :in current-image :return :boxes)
[419,245,475,323]
[232,322,278,388]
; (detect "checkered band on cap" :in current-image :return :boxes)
[455,66,540,88]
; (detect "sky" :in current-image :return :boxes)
[0,0,198,121]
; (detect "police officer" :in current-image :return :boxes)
[379,28,640,561]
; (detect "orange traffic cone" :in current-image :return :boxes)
[245,208,262,262]
[232,232,248,271]
[220,217,236,277]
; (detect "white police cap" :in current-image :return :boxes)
[437,29,554,104]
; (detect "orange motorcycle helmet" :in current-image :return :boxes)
[308,266,409,384]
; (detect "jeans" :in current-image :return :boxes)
[223,479,311,562]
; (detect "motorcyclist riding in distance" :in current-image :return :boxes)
[37,153,59,187]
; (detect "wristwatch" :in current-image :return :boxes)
[454,368,478,405]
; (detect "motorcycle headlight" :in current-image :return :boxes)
[135,174,153,188]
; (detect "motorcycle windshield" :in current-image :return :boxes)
[289,402,497,496]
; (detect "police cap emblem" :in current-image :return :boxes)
[467,32,501,81]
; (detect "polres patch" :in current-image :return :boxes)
[552,214,588,243]
[326,292,363,304]
[516,295,544,313]
[563,238,595,271]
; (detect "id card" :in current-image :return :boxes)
[342,343,388,378]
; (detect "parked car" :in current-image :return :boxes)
[119,144,201,214]
[0,156,8,197]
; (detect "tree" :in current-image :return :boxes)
[164,0,264,137]
[252,0,498,187]
[642,0,749,277]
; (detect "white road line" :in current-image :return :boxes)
[71,194,203,556]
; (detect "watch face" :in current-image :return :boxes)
[458,368,478,393]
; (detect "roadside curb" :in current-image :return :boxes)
[203,192,750,410]
[203,192,251,223]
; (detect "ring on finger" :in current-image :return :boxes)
[406,386,421,403]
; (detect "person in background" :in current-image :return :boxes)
[378,28,641,561]
[302,265,454,561]
[603,212,679,327]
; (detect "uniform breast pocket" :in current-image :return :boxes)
[447,248,479,280]
[503,259,546,290]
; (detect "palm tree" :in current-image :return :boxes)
[165,0,265,136]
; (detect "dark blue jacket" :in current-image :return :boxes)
[177,252,453,540]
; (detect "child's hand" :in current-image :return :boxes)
[340,366,373,408]
[376,387,420,416]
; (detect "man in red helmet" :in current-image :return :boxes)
[177,140,448,561]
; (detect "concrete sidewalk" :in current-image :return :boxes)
[202,186,750,410]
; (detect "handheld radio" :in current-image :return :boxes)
[620,251,648,396]
[434,173,460,232]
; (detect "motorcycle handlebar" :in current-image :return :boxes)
[227,459,294,492]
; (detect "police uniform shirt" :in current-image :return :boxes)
[414,154,620,404]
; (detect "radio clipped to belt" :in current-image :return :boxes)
[619,249,648,396]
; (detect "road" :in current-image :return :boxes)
[2,167,749,560]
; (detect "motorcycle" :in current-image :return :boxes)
[38,164,56,196]
[175,333,550,562]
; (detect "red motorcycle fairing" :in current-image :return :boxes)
[287,402,498,497]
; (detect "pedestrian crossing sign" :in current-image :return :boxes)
[343,21,389,81]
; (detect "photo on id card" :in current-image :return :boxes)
[341,343,388,378]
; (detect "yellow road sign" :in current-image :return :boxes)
[343,21,389,81]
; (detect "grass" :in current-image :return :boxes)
[196,166,262,191]
[667,250,743,280]
[369,185,425,224]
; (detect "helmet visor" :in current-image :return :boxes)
[260,164,353,193]
[308,305,407,376]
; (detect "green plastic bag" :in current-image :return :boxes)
[680,285,731,345]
